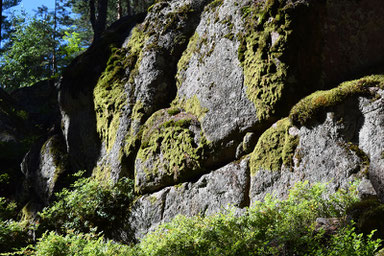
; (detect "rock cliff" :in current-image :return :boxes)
[2,0,384,241]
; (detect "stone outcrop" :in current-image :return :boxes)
[1,0,384,241]
[130,158,249,239]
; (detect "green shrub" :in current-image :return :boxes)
[39,173,135,242]
[32,231,133,256]
[313,226,381,256]
[134,181,378,256]
[31,181,382,256]
[0,198,31,253]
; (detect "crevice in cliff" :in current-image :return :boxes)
[239,160,251,208]
[159,188,170,220]
[59,14,146,174]
[118,0,220,180]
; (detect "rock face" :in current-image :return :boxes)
[2,0,384,240]
[130,158,249,239]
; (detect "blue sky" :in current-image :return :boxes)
[15,0,55,14]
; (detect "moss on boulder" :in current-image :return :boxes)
[238,0,293,120]
[249,118,298,175]
[289,75,384,127]
[135,109,210,193]
[94,27,147,152]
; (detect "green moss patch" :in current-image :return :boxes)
[176,32,200,87]
[172,95,208,122]
[136,109,210,191]
[94,27,146,152]
[289,75,384,127]
[238,0,292,120]
[249,118,298,175]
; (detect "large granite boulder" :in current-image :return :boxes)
[130,158,249,239]
[250,75,384,203]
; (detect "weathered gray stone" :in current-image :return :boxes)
[250,86,384,203]
[174,0,257,157]
[96,0,213,181]
[131,158,249,239]
[358,89,384,201]
[22,134,68,204]
[357,178,377,199]
[134,110,208,194]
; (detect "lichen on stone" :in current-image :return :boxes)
[238,0,292,121]
[94,27,146,152]
[135,109,210,192]
[172,95,208,122]
[162,3,194,34]
[249,117,299,175]
[176,32,200,87]
[289,75,384,127]
[207,0,224,10]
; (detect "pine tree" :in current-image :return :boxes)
[1,0,22,50]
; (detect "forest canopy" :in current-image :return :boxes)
[0,0,153,91]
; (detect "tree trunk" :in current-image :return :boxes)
[52,0,58,75]
[89,0,96,34]
[117,0,122,19]
[126,0,131,16]
[90,0,108,42]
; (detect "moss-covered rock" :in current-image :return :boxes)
[289,75,384,127]
[94,27,146,153]
[59,14,146,173]
[249,118,298,174]
[93,0,212,182]
[238,0,292,121]
[22,134,69,205]
[135,109,210,193]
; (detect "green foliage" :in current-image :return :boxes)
[39,173,135,242]
[61,31,85,61]
[0,16,57,90]
[313,227,382,256]
[0,197,17,220]
[28,181,382,255]
[0,0,83,90]
[33,231,134,256]
[0,220,31,254]
[0,198,31,253]
[134,181,375,256]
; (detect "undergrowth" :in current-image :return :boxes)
[5,180,382,256]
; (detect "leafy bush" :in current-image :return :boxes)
[31,181,381,256]
[32,231,133,256]
[135,181,379,256]
[39,173,135,242]
[0,198,31,253]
